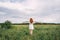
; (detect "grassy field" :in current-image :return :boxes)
[0,25,60,40]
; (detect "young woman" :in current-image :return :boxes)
[29,18,34,35]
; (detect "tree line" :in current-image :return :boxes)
[0,20,60,29]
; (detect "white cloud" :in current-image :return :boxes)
[0,12,7,15]
[1,17,28,23]
[0,0,60,23]
[0,2,23,10]
[40,13,60,23]
[0,0,46,14]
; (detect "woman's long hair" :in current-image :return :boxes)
[30,18,33,23]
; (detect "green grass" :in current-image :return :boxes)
[0,25,60,40]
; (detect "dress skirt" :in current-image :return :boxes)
[29,23,34,30]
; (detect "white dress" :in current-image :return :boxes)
[29,23,34,30]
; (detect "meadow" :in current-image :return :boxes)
[0,24,60,40]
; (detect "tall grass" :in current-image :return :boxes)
[0,25,60,40]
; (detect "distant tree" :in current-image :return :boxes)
[1,20,12,29]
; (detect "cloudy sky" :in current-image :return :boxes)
[0,0,60,23]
